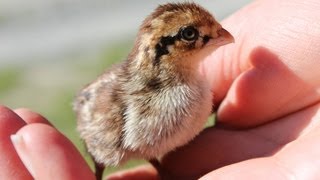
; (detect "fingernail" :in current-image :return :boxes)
[10,134,36,178]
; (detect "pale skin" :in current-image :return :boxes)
[1,0,320,179]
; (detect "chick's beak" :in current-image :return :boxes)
[205,28,234,47]
[217,28,235,43]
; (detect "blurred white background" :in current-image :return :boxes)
[0,0,252,65]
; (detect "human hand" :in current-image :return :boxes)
[0,106,95,180]
[107,0,320,179]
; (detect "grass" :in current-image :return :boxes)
[97,41,132,70]
[205,113,216,127]
[0,66,22,93]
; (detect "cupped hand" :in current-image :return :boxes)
[108,0,320,179]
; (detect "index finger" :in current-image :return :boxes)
[14,108,52,126]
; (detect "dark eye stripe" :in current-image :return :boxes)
[154,36,176,66]
[202,35,211,45]
[153,27,209,66]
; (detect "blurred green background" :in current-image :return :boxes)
[0,0,252,176]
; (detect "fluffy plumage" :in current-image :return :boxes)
[74,2,234,178]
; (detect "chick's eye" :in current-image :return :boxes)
[180,26,199,42]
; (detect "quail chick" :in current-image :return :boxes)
[74,2,234,179]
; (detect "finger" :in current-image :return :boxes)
[202,0,320,127]
[10,123,95,180]
[107,165,157,180]
[218,47,318,127]
[200,158,292,180]
[0,105,32,179]
[14,108,52,126]
[200,126,320,179]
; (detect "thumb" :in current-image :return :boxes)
[202,0,320,127]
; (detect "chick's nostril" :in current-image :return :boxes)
[217,28,227,36]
